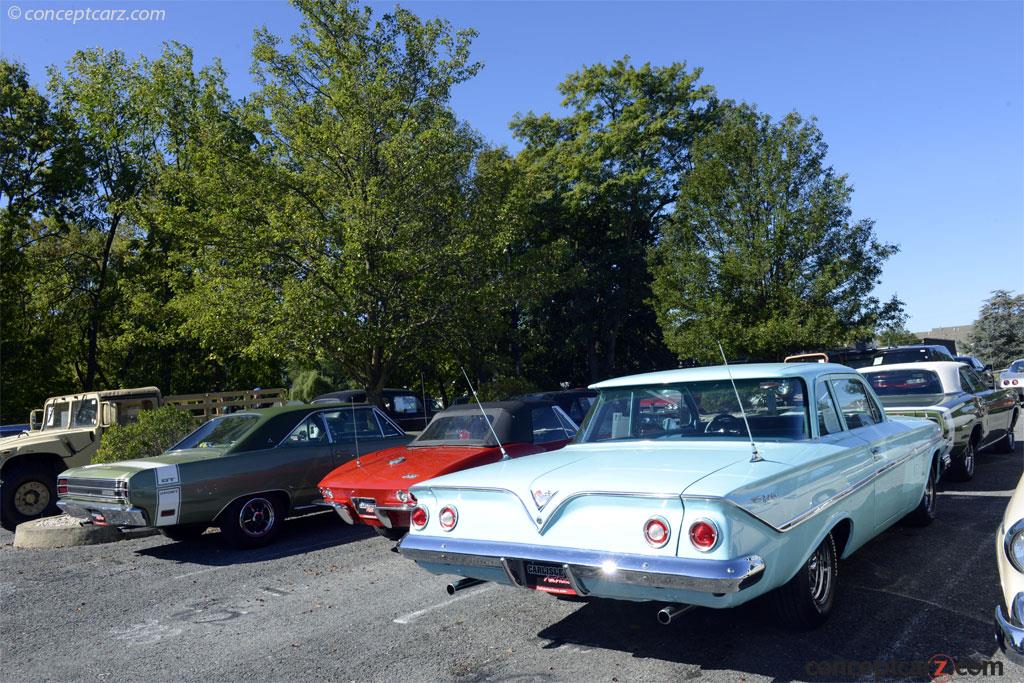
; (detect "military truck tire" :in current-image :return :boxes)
[219,495,284,548]
[1,461,60,531]
[159,524,209,542]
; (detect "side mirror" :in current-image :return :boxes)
[100,402,115,428]
[29,409,42,431]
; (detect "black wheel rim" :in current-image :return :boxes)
[964,442,975,475]
[924,470,936,514]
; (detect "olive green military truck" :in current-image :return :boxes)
[0,387,162,531]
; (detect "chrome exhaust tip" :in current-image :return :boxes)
[446,577,485,595]
[657,604,693,625]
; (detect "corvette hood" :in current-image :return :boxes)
[320,444,501,490]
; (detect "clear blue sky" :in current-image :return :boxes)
[1,0,1021,331]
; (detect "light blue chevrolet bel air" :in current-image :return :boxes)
[398,363,945,628]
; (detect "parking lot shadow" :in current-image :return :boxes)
[136,511,377,566]
[536,439,1023,681]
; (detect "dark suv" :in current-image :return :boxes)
[312,388,440,432]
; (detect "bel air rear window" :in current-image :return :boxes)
[864,370,943,396]
[578,378,810,443]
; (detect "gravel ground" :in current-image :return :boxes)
[2,419,1022,682]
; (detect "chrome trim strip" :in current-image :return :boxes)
[324,501,355,524]
[401,535,764,594]
[1004,519,1024,572]
[996,597,1024,657]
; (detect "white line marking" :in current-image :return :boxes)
[393,584,497,624]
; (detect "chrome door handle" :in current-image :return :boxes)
[870,446,882,457]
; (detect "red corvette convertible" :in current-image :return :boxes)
[318,400,579,539]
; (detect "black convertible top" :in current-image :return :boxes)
[413,400,558,446]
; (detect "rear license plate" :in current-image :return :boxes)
[353,497,377,515]
[524,561,576,596]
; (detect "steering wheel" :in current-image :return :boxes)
[704,413,746,435]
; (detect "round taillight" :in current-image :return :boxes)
[320,487,333,500]
[689,520,719,552]
[411,506,428,529]
[643,516,671,548]
[1014,380,1020,386]
[438,505,458,531]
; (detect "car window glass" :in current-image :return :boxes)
[374,409,404,437]
[815,380,843,436]
[283,415,328,447]
[553,406,579,437]
[830,378,879,429]
[391,394,422,415]
[961,368,986,393]
[865,369,943,395]
[322,407,383,441]
[1010,361,1024,373]
[43,401,71,430]
[532,407,570,443]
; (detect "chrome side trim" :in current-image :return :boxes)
[1004,519,1024,572]
[400,535,764,594]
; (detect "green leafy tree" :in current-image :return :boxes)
[512,58,717,382]
[174,0,494,402]
[288,369,335,403]
[968,290,1024,369]
[877,326,920,347]
[651,104,904,363]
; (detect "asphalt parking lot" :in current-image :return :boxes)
[3,420,1022,682]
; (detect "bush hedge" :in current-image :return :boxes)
[94,405,199,463]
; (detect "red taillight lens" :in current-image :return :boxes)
[438,505,458,531]
[643,516,671,547]
[689,520,719,551]
[411,506,428,529]
[1014,380,1020,386]
[57,479,68,495]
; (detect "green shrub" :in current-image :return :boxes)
[95,406,199,463]
[476,375,539,402]
[289,369,336,403]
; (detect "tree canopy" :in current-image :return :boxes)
[968,290,1024,369]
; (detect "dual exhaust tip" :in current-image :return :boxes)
[446,577,692,627]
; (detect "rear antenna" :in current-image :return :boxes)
[460,366,509,460]
[717,342,762,463]
[351,399,361,466]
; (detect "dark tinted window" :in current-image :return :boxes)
[532,407,572,444]
[322,407,383,441]
[865,370,943,396]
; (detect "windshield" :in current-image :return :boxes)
[578,378,810,443]
[42,401,71,430]
[71,398,98,428]
[1010,361,1024,373]
[864,369,944,396]
[170,415,259,450]
[414,414,496,446]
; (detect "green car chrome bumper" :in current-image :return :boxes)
[57,500,148,527]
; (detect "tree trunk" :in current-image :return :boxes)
[83,215,120,390]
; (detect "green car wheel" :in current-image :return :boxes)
[219,495,283,548]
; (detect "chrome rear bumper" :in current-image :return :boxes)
[398,535,765,595]
[995,593,1024,666]
[57,500,148,527]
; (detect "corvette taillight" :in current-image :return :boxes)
[643,516,671,548]
[411,506,428,529]
[438,505,458,531]
[57,478,68,495]
[689,520,719,552]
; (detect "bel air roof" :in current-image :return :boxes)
[590,362,853,390]
[858,361,967,394]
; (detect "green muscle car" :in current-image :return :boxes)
[56,403,410,547]
[860,361,1019,482]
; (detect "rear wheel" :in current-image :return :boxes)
[373,525,406,541]
[946,439,976,482]
[159,524,209,542]
[770,533,837,630]
[996,414,1018,453]
[219,495,283,548]
[1,462,59,531]
[904,462,937,526]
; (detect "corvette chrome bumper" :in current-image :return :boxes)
[57,500,148,527]
[398,535,765,595]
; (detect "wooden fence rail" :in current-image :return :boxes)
[164,388,288,420]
